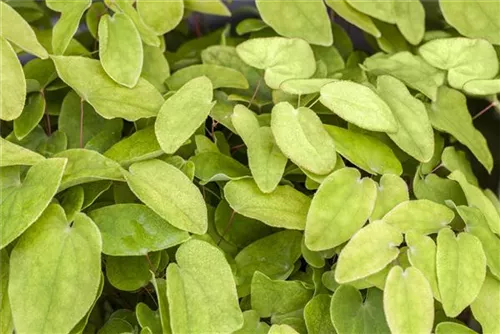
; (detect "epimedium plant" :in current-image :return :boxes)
[0,0,499,333]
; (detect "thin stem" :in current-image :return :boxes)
[40,90,51,136]
[211,118,219,139]
[80,98,84,148]
[218,210,236,245]
[193,14,202,37]
[231,143,246,153]
[473,101,497,120]
[247,77,262,108]
[143,287,158,307]
[431,163,443,174]
[307,95,321,109]
[202,186,221,200]
[297,94,301,108]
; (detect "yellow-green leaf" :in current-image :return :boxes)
[0,37,26,121]
[136,0,184,35]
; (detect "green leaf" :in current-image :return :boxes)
[51,56,164,121]
[346,0,395,23]
[381,199,454,234]
[60,186,84,222]
[371,174,409,221]
[330,286,390,334]
[394,0,425,45]
[13,92,45,140]
[166,64,249,90]
[98,318,134,334]
[235,231,302,296]
[190,152,250,184]
[59,91,123,149]
[104,126,162,167]
[224,179,311,230]
[99,13,143,88]
[305,167,377,251]
[376,75,434,162]
[251,271,313,318]
[54,149,124,191]
[0,137,45,167]
[405,232,441,300]
[0,158,66,248]
[456,206,500,280]
[89,204,189,256]
[363,52,445,101]
[271,103,336,175]
[0,37,26,121]
[9,204,101,334]
[320,81,397,132]
[236,37,316,89]
[256,0,332,46]
[268,324,300,334]
[383,266,434,334]
[142,44,170,93]
[436,228,486,317]
[136,0,183,35]
[324,125,402,175]
[429,87,493,172]
[419,38,498,89]
[280,78,337,96]
[23,58,57,91]
[303,295,335,334]
[435,322,476,334]
[46,0,91,55]
[82,181,113,209]
[150,276,170,334]
[449,170,500,234]
[373,21,410,54]
[325,0,381,37]
[0,1,48,58]
[136,303,162,334]
[236,18,268,35]
[184,0,230,16]
[0,250,13,334]
[106,255,153,291]
[439,0,500,45]
[471,273,500,334]
[413,171,466,206]
[234,310,270,334]
[85,2,106,39]
[167,239,243,333]
[335,220,402,283]
[442,146,478,186]
[155,76,214,154]
[463,79,500,95]
[124,159,207,234]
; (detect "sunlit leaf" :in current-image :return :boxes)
[325,0,381,37]
[136,0,183,35]
[0,37,26,121]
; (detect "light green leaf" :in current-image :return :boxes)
[224,179,311,230]
[0,250,13,334]
[269,324,300,334]
[324,125,402,175]
[271,103,336,175]
[374,21,410,54]
[236,37,316,89]
[251,271,313,318]
[166,64,249,90]
[167,239,243,334]
[394,0,425,45]
[46,0,91,55]
[435,322,476,334]
[439,0,500,45]
[419,38,498,89]
[184,0,230,16]
[99,13,143,88]
[484,189,500,217]
[51,56,164,121]
[413,171,466,206]
[247,126,288,193]
[312,45,345,77]
[442,146,478,186]
[9,205,101,334]
[335,220,402,283]
[163,155,195,181]
[235,231,303,297]
[330,286,390,334]
[0,37,26,121]
[436,228,486,317]
[377,75,434,162]
[256,0,332,46]
[364,52,446,101]
[104,126,162,167]
[13,92,45,140]
[449,170,500,234]
[231,104,260,143]
[59,91,123,149]
[280,78,337,95]
[303,295,335,334]
[383,266,434,334]
[463,79,500,95]
[89,204,189,256]
[54,149,124,191]
[405,232,441,300]
[150,275,170,334]
[106,255,152,291]
[137,0,183,35]
[0,158,66,248]
[305,167,377,251]
[98,318,134,334]
[456,206,500,280]
[381,200,454,234]
[142,44,170,93]
[0,1,48,58]
[325,0,381,37]
[0,137,45,167]
[371,174,409,221]
[429,87,493,172]
[236,18,268,35]
[155,76,214,154]
[125,159,207,234]
[60,186,84,223]
[190,152,250,184]
[136,303,162,334]
[346,0,395,23]
[234,310,270,334]
[85,2,105,39]
[320,81,397,132]
[82,181,112,210]
[471,274,500,334]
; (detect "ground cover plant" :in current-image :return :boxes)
[1,0,499,333]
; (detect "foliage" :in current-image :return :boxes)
[0,0,499,333]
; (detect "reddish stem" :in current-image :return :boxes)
[231,143,246,153]
[247,77,262,108]
[473,101,497,120]
[218,210,236,245]
[194,14,202,37]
